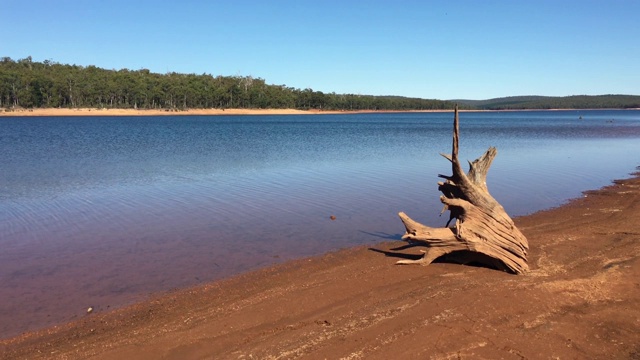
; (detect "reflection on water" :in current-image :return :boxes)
[1,110,639,338]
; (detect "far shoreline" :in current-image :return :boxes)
[1,107,638,117]
[0,107,449,117]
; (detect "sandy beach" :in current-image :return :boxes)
[1,168,639,359]
[2,107,637,117]
[0,107,455,117]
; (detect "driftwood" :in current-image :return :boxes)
[396,106,529,274]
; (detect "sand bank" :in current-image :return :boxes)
[0,108,454,117]
[2,107,638,117]
[2,171,640,359]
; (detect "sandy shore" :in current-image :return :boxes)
[2,107,638,117]
[0,108,454,117]
[2,171,640,359]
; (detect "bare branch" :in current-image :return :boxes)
[393,108,529,274]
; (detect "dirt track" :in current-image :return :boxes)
[2,173,639,359]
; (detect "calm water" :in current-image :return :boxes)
[1,110,640,338]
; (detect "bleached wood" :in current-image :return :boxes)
[397,106,529,274]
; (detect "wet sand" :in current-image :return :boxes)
[1,169,639,359]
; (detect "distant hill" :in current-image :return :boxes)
[452,96,550,108]
[453,95,640,110]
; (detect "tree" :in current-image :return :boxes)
[0,56,464,111]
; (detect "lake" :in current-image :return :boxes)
[1,109,640,338]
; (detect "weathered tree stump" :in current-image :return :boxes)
[396,106,529,274]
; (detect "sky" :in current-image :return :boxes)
[2,0,639,100]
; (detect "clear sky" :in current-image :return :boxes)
[2,0,638,100]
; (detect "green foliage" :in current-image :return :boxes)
[0,56,457,111]
[5,56,635,111]
[455,95,640,110]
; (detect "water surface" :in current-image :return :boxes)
[1,110,639,338]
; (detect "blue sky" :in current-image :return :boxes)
[2,0,638,99]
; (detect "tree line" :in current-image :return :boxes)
[0,56,456,111]
[455,95,640,110]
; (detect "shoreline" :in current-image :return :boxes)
[2,170,639,359]
[2,107,638,117]
[0,108,450,117]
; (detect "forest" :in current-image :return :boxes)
[0,57,455,111]
[455,94,640,110]
[2,57,639,111]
